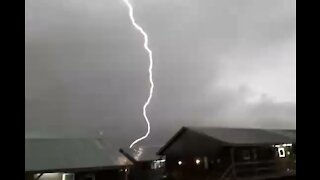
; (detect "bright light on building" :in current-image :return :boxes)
[278,147,286,158]
[286,168,292,172]
[151,159,166,169]
[195,159,201,165]
[62,173,75,180]
[178,161,182,165]
[274,143,293,148]
[35,173,63,180]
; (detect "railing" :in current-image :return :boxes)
[219,164,234,180]
[205,164,233,180]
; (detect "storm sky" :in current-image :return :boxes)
[25,0,296,146]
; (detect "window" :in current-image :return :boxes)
[151,159,165,169]
[243,150,251,160]
[82,174,95,180]
[252,149,257,160]
[278,147,286,158]
[62,173,75,180]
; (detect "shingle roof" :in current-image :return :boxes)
[158,127,296,155]
[190,127,295,145]
[25,138,132,172]
[267,129,296,141]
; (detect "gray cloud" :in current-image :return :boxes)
[25,0,296,146]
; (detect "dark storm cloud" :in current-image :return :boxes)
[25,0,295,146]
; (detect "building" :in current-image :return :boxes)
[157,127,296,180]
[120,146,166,180]
[25,138,132,180]
[25,127,296,180]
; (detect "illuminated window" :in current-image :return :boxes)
[151,159,165,169]
[35,173,61,179]
[278,147,286,158]
[62,173,75,180]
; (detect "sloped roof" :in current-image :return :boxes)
[158,127,296,155]
[267,129,296,140]
[25,138,132,173]
[190,127,295,145]
[120,146,161,162]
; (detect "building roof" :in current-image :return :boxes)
[25,138,132,173]
[190,127,296,145]
[120,146,162,162]
[158,127,296,155]
[267,129,296,140]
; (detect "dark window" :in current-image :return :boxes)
[81,174,95,180]
[243,150,251,160]
[252,149,257,160]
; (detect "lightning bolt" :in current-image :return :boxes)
[122,0,154,148]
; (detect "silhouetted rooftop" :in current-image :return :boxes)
[158,127,296,155]
[189,127,296,145]
[25,138,132,173]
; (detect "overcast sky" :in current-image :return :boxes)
[25,0,296,146]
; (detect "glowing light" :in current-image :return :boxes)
[35,173,61,179]
[178,161,182,165]
[122,0,154,149]
[154,159,165,163]
[274,143,293,148]
[133,147,143,161]
[196,159,201,165]
[62,173,74,180]
[278,147,286,158]
[151,159,166,169]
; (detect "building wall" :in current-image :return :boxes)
[165,147,231,180]
[25,169,129,180]
[128,162,165,180]
[164,144,296,180]
[25,173,35,180]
